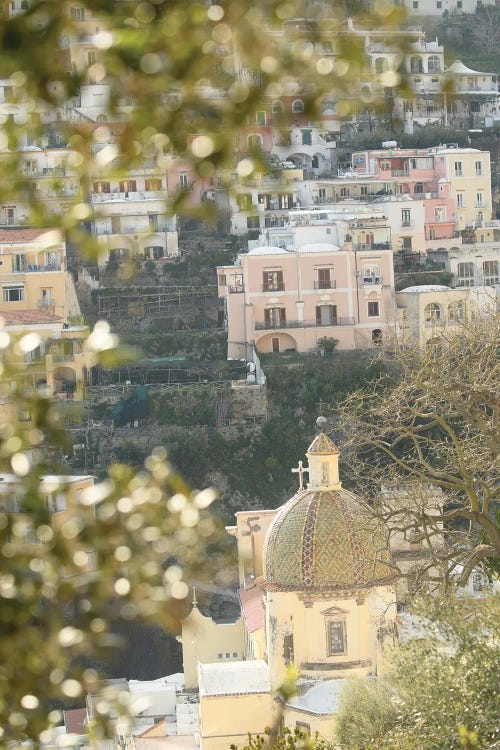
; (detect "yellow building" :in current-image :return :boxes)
[0,228,81,321]
[434,148,492,229]
[0,309,89,406]
[181,424,398,749]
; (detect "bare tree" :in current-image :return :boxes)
[471,7,500,55]
[335,314,500,589]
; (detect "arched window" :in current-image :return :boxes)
[292,99,304,113]
[375,58,389,74]
[448,301,464,323]
[427,55,441,73]
[410,56,423,73]
[424,303,441,325]
[247,133,263,150]
[272,100,284,114]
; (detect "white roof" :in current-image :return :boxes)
[298,242,340,254]
[399,285,451,293]
[128,674,183,693]
[446,60,491,76]
[198,660,270,697]
[287,679,348,715]
[247,245,289,256]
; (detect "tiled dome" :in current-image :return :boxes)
[260,487,394,592]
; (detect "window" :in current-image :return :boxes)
[327,620,346,655]
[3,286,25,302]
[375,58,388,74]
[476,192,484,207]
[247,216,260,230]
[457,0,462,8]
[435,206,446,222]
[340,187,349,198]
[283,633,294,663]
[428,55,441,73]
[40,288,52,306]
[454,161,463,177]
[436,0,442,8]
[247,133,263,150]
[429,229,436,240]
[316,268,332,289]
[425,302,441,324]
[414,182,424,194]
[316,304,337,325]
[145,246,164,259]
[13,254,27,272]
[483,260,499,285]
[457,261,474,286]
[263,270,284,291]
[360,186,368,196]
[179,173,189,188]
[410,56,423,74]
[145,178,162,191]
[272,100,284,114]
[93,181,110,193]
[367,301,380,317]
[119,180,137,193]
[456,192,464,208]
[70,6,85,20]
[448,301,464,323]
[148,214,158,231]
[255,111,266,125]
[475,160,483,176]
[401,209,411,227]
[292,99,304,113]
[88,51,97,66]
[264,307,286,327]
[218,274,226,286]
[363,264,381,284]
[402,237,412,250]
[413,1,418,8]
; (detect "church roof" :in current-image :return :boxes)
[239,586,265,633]
[307,432,339,454]
[259,487,395,592]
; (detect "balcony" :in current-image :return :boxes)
[353,242,391,252]
[314,280,336,290]
[229,284,244,293]
[255,317,355,331]
[91,190,165,202]
[362,277,382,285]
[14,264,62,273]
[392,170,409,177]
[401,221,414,228]
[262,283,285,292]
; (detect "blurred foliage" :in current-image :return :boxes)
[336,594,500,750]
[0,324,234,746]
[0,0,415,261]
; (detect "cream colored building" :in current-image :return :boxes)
[181,428,398,749]
[396,283,496,350]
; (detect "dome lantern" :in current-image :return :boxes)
[306,417,341,491]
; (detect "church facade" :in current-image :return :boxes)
[180,425,398,749]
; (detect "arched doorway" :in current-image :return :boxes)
[255,332,297,354]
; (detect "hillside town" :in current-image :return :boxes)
[0,2,499,750]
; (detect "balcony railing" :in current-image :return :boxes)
[255,317,355,331]
[229,285,244,293]
[401,220,414,227]
[314,280,336,289]
[392,169,409,177]
[15,264,62,273]
[362,277,382,285]
[91,190,165,202]
[262,283,285,292]
[353,242,391,251]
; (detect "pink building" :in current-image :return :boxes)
[218,240,395,357]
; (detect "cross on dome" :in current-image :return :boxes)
[291,460,309,491]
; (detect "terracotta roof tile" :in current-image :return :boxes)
[0,228,59,244]
[0,309,63,325]
[64,708,87,734]
[239,586,265,633]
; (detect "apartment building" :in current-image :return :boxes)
[352,145,492,235]
[0,228,80,320]
[447,244,500,288]
[218,213,395,356]
[90,159,179,266]
[0,309,88,403]
[396,284,496,350]
[400,0,495,17]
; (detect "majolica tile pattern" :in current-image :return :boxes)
[262,488,395,591]
[307,432,339,455]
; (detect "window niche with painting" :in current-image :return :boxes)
[323,607,348,657]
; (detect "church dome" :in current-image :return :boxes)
[259,430,395,592]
